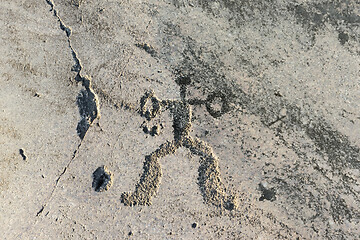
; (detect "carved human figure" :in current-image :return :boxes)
[121,77,237,210]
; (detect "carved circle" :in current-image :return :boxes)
[206,91,230,118]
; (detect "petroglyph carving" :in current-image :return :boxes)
[121,77,237,210]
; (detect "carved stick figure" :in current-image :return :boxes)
[121,76,237,210]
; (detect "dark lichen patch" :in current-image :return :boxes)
[258,183,276,202]
[304,119,360,170]
[288,0,359,46]
[175,75,191,86]
[135,43,157,58]
[338,31,350,45]
[329,195,353,224]
[92,166,113,192]
[282,103,360,171]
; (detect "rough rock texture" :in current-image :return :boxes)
[1,0,359,239]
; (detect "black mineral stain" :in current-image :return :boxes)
[197,0,358,49]
[191,222,197,228]
[259,183,276,202]
[92,166,112,192]
[286,105,360,170]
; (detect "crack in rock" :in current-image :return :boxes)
[76,77,100,139]
[46,0,100,139]
[34,0,101,219]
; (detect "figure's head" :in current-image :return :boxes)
[140,91,161,121]
[175,75,192,100]
[175,75,191,86]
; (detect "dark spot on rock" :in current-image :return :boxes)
[92,166,113,192]
[313,13,323,25]
[225,201,235,211]
[19,148,27,161]
[175,75,191,86]
[259,183,276,201]
[191,222,197,228]
[150,125,160,136]
[36,206,44,216]
[143,125,160,136]
[274,91,282,97]
[338,31,349,45]
[135,43,157,57]
[128,231,133,236]
[143,126,149,134]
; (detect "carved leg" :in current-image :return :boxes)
[184,137,238,210]
[121,140,179,206]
